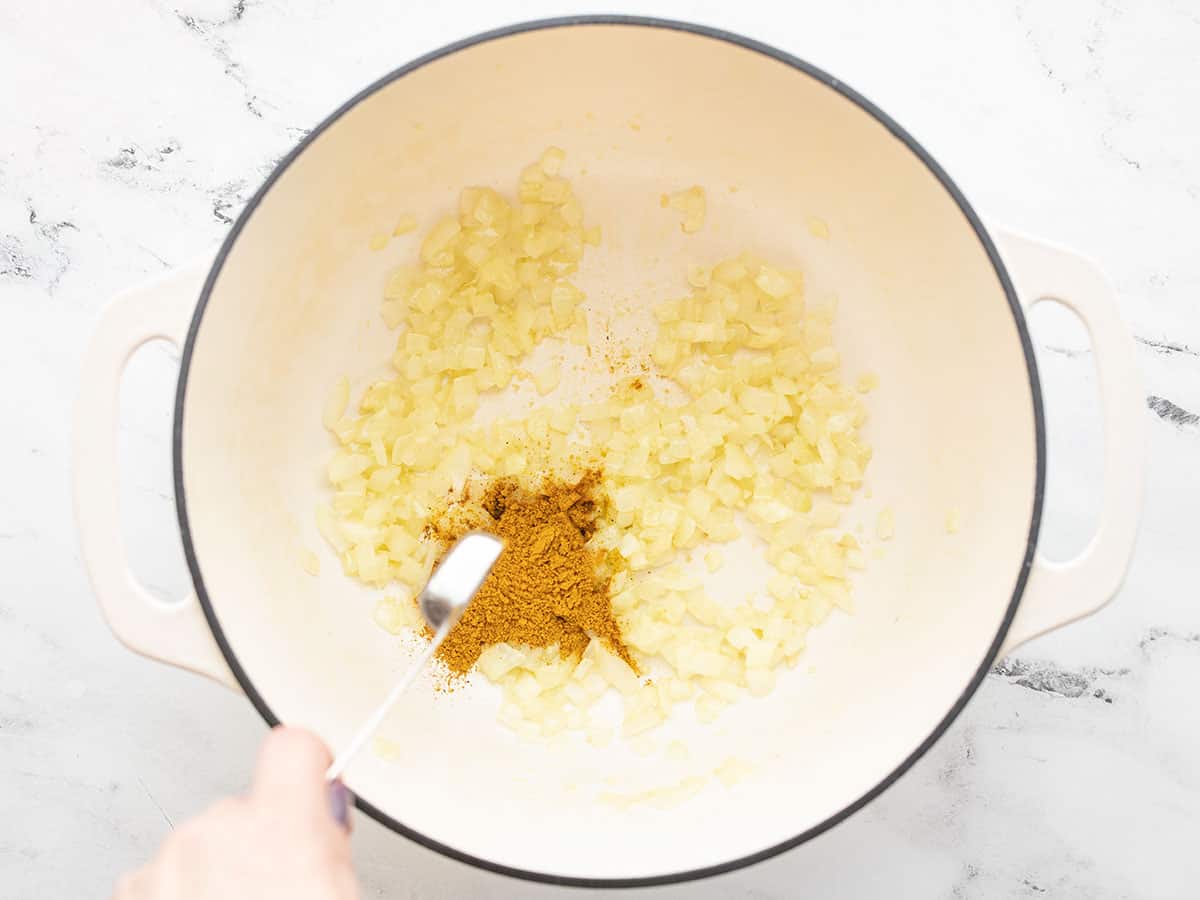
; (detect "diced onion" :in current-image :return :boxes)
[318,154,875,747]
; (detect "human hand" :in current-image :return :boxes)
[113,727,359,900]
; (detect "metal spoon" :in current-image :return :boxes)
[325,531,504,782]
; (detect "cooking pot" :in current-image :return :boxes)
[73,16,1143,887]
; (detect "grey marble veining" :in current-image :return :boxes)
[2,1,1198,897]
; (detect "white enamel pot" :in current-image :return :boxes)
[73,17,1144,887]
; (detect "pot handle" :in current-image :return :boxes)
[72,261,238,690]
[995,230,1144,658]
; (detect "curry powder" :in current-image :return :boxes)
[429,471,635,676]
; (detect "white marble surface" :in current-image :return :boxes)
[2,0,1198,897]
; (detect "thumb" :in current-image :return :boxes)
[251,726,335,820]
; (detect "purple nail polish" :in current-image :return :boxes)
[329,780,353,827]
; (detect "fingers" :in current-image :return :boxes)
[111,866,152,900]
[251,726,335,821]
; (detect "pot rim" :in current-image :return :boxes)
[173,14,1046,889]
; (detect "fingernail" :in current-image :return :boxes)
[329,780,353,828]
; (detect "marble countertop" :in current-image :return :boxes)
[2,1,1197,897]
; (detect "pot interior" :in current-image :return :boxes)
[179,22,1037,881]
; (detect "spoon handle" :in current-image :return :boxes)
[324,620,452,782]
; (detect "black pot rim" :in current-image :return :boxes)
[173,14,1045,890]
